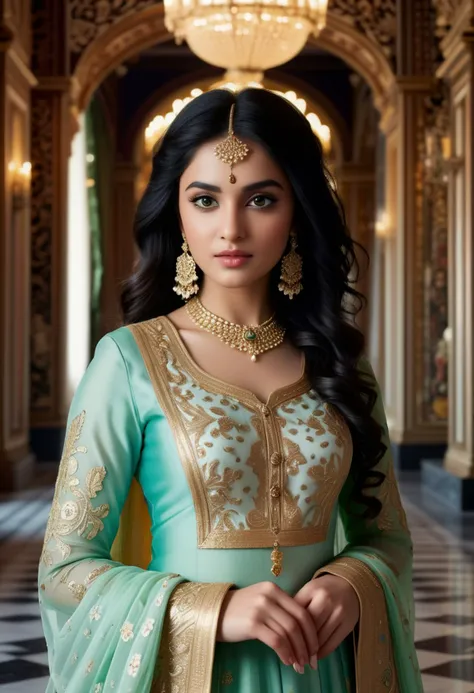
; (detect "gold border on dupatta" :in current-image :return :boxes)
[152,581,233,693]
[313,557,399,693]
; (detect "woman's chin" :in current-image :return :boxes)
[206,271,266,291]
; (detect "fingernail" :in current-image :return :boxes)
[310,654,318,670]
[293,663,305,675]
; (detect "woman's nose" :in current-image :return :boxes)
[220,208,245,242]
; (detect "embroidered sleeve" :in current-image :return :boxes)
[38,336,143,611]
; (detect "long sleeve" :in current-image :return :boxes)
[38,334,232,693]
[313,358,423,693]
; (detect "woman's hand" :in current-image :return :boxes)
[293,574,360,661]
[216,581,319,670]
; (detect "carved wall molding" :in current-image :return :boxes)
[69,0,156,58]
[312,14,395,112]
[3,0,30,63]
[30,94,55,412]
[329,0,396,66]
[73,7,168,110]
[31,0,68,77]
[432,0,468,39]
[411,0,439,76]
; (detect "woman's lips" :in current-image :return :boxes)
[216,255,252,268]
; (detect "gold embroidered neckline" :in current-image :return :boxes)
[159,315,310,409]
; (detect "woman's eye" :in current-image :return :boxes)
[249,195,275,208]
[192,196,217,209]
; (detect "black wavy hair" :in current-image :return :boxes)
[121,87,385,520]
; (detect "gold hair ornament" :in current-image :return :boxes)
[214,104,249,184]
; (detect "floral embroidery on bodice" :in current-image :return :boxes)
[130,317,354,551]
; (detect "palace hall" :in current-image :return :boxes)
[0,1,474,692]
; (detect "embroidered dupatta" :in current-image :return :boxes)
[37,335,232,693]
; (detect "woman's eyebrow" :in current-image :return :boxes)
[185,179,284,193]
[185,181,221,192]
[243,179,284,192]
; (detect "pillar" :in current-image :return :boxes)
[0,2,37,490]
[423,1,474,510]
[375,0,447,470]
[29,1,72,461]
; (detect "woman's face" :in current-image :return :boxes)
[178,137,294,291]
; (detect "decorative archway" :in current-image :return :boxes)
[71,4,395,116]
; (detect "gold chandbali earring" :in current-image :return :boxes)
[214,103,250,184]
[278,232,303,299]
[186,297,285,363]
[173,238,199,301]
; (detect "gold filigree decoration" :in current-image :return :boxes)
[69,0,157,53]
[214,104,249,184]
[322,405,346,447]
[432,0,465,39]
[307,453,343,526]
[40,411,110,566]
[86,564,112,585]
[153,582,233,693]
[329,0,397,63]
[203,460,244,530]
[284,439,307,477]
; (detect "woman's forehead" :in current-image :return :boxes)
[180,139,289,190]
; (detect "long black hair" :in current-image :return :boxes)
[121,88,385,520]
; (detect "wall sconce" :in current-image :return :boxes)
[9,161,32,211]
[375,211,390,239]
[441,135,451,161]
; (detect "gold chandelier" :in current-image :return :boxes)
[164,0,328,74]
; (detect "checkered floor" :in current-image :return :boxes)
[2,470,474,691]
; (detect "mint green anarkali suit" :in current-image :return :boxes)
[38,317,423,692]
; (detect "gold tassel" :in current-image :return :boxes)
[271,541,283,577]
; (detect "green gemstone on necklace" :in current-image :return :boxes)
[244,329,257,341]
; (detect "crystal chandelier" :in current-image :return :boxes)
[164,0,328,75]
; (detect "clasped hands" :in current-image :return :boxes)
[216,573,360,673]
[291,574,360,673]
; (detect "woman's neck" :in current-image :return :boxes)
[198,282,273,326]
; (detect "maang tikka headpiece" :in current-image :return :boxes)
[214,103,249,183]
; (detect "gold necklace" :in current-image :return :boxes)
[186,297,285,362]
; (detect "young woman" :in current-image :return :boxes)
[38,88,422,692]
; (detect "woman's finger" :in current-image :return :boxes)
[318,622,350,660]
[315,610,339,650]
[266,601,310,666]
[276,591,319,662]
[254,622,294,667]
[266,616,297,663]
